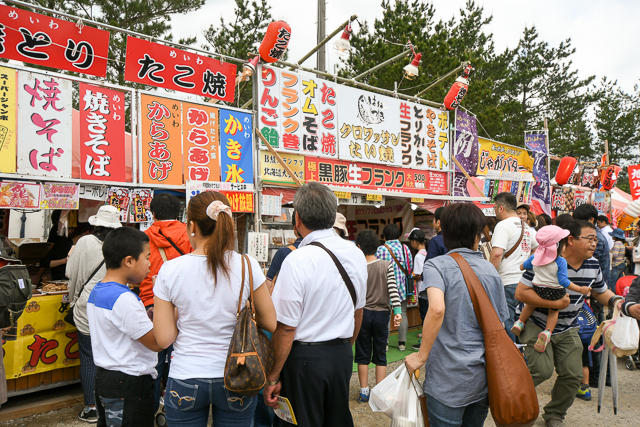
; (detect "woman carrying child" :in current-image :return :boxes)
[511,225,591,352]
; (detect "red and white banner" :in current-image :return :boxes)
[17,70,72,177]
[0,5,110,77]
[79,83,126,181]
[628,164,640,200]
[124,36,236,103]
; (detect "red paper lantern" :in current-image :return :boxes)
[443,64,473,110]
[600,165,621,190]
[555,156,577,186]
[259,21,291,63]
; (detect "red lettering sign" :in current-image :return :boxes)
[628,164,640,201]
[79,83,126,181]
[64,331,79,360]
[124,36,236,103]
[27,334,59,367]
[0,5,110,77]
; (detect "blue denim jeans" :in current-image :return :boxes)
[503,283,519,342]
[610,264,625,292]
[164,377,257,427]
[426,395,489,427]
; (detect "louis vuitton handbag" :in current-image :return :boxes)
[224,254,274,396]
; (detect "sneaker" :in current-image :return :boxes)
[78,407,98,423]
[398,342,406,351]
[576,383,591,401]
[358,390,370,403]
[534,330,552,353]
[545,417,564,427]
[511,320,525,337]
[411,343,421,351]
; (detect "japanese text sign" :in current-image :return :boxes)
[628,164,640,200]
[257,65,338,158]
[39,182,79,209]
[258,150,305,186]
[129,188,153,223]
[17,70,72,177]
[476,137,533,177]
[0,181,40,209]
[106,186,130,222]
[221,191,254,213]
[220,109,253,185]
[3,294,79,379]
[453,109,479,197]
[140,94,183,186]
[79,83,126,181]
[305,157,448,196]
[182,102,220,182]
[0,66,16,173]
[248,232,269,263]
[524,131,547,154]
[0,5,110,77]
[593,191,611,215]
[125,36,236,103]
[399,101,449,170]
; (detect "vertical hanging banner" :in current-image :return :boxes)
[129,188,154,223]
[139,94,183,186]
[399,101,449,170]
[257,65,281,148]
[219,109,253,184]
[628,164,640,201]
[182,102,220,182]
[297,71,338,158]
[0,66,17,173]
[525,131,551,214]
[106,187,130,223]
[0,5,110,77]
[453,109,479,197]
[79,83,126,181]
[337,85,401,165]
[17,70,72,178]
[125,36,236,103]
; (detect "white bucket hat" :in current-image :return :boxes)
[88,205,123,229]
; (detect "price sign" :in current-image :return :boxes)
[334,191,351,200]
[366,193,383,202]
[411,197,424,203]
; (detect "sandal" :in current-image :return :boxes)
[511,320,525,337]
[534,329,552,352]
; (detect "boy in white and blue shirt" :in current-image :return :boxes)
[87,227,162,427]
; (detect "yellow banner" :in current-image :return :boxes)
[334,191,351,200]
[3,294,80,379]
[0,66,17,173]
[366,193,383,202]
[258,150,305,186]
[476,137,533,176]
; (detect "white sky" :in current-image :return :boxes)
[171,0,639,93]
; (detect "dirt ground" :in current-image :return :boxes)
[2,358,639,426]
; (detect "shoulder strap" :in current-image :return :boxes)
[383,243,411,277]
[158,247,168,262]
[287,245,296,251]
[448,252,503,333]
[158,229,185,256]
[503,220,525,259]
[309,242,356,307]
[75,260,105,301]
[236,254,256,317]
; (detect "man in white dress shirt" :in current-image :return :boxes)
[264,182,367,427]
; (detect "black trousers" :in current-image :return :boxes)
[95,367,154,427]
[276,340,353,427]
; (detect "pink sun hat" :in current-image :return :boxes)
[532,225,570,266]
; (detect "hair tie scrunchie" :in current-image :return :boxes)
[206,200,232,220]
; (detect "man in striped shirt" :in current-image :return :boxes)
[516,219,621,427]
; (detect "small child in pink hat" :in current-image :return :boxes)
[511,225,591,352]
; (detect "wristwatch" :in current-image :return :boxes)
[267,378,280,386]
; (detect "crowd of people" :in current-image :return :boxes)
[15,181,636,427]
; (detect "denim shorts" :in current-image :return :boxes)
[354,309,390,366]
[165,377,257,427]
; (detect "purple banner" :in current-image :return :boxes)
[525,131,547,154]
[531,151,551,214]
[453,109,479,197]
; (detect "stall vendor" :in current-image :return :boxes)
[41,211,73,281]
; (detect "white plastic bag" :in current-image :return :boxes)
[611,313,640,351]
[369,365,406,416]
[369,365,425,426]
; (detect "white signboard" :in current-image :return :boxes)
[79,184,108,201]
[248,232,269,263]
[17,71,72,177]
[261,194,282,217]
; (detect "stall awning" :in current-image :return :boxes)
[262,187,298,205]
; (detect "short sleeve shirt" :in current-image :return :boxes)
[491,217,538,286]
[421,249,508,407]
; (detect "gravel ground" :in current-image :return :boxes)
[3,357,639,426]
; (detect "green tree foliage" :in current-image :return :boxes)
[203,0,274,106]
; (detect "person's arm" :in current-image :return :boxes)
[254,281,276,333]
[622,278,640,319]
[490,247,504,271]
[405,286,445,374]
[49,257,68,268]
[137,329,164,352]
[264,322,296,408]
[386,263,402,313]
[515,282,571,309]
[352,308,363,344]
[153,296,178,349]
[522,255,534,271]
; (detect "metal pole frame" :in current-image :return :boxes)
[353,49,411,81]
[295,14,358,68]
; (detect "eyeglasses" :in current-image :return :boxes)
[577,236,598,243]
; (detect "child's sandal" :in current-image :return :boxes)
[534,330,552,353]
[511,320,525,337]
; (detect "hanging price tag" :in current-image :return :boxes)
[411,197,424,203]
[366,193,383,201]
[334,191,351,200]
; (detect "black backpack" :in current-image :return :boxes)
[0,264,33,329]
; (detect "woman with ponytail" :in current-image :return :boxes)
[153,191,276,426]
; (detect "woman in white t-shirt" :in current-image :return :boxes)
[154,191,276,426]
